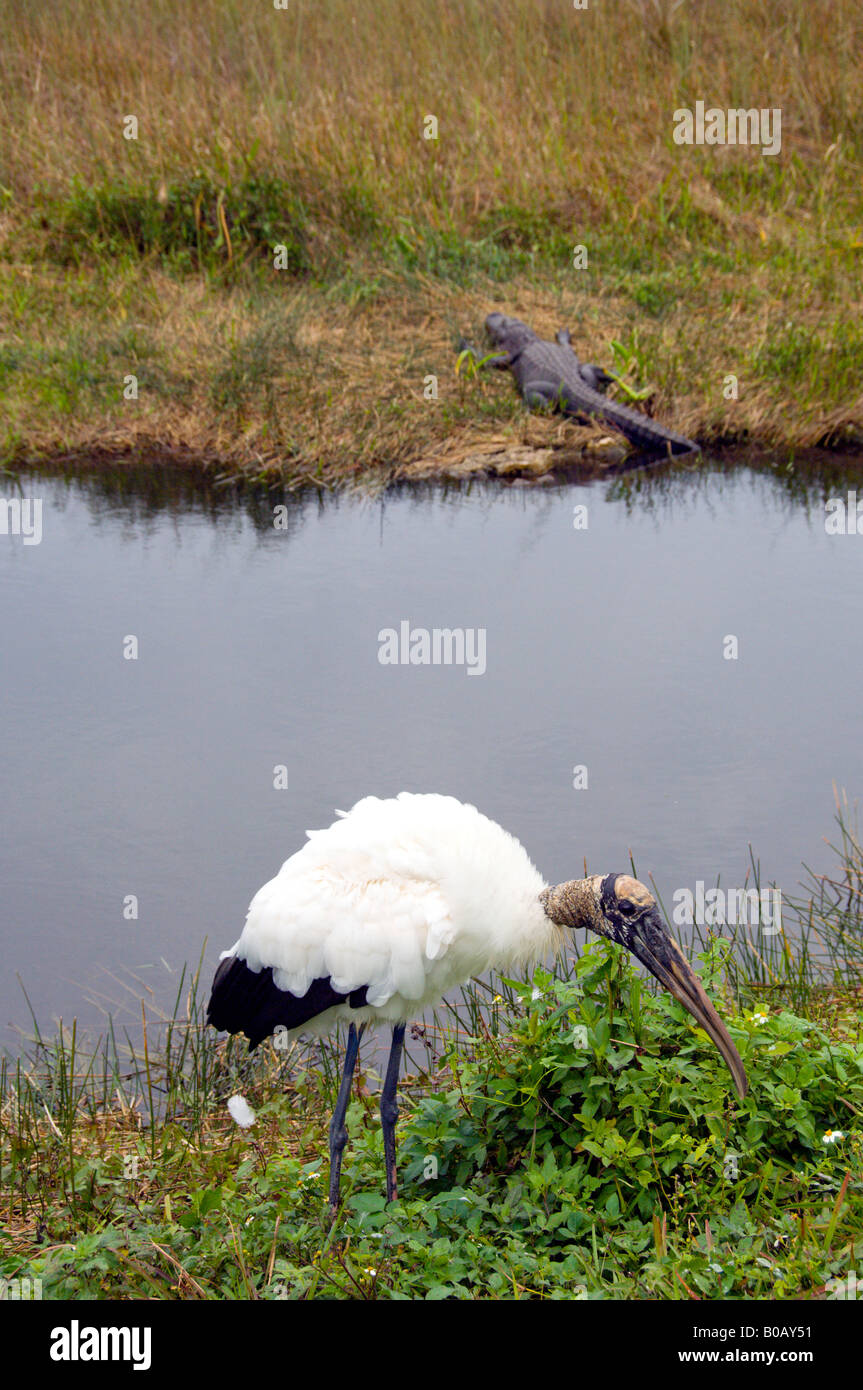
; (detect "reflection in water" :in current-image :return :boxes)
[1,454,861,1047]
[20,445,863,531]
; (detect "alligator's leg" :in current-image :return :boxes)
[523,384,562,410]
[579,363,654,403]
[457,341,513,371]
[578,363,616,393]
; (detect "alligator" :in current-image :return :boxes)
[461,313,699,458]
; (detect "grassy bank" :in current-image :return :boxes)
[2,806,862,1300]
[1,0,862,481]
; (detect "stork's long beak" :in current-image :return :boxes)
[626,910,748,1100]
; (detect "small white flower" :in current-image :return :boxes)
[227,1094,256,1129]
[531,986,543,1001]
[364,1267,376,1276]
[708,1262,723,1274]
[749,1011,769,1026]
[822,1130,845,1145]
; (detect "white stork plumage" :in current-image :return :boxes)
[207,793,747,1212]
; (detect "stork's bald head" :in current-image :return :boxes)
[540,872,748,1099]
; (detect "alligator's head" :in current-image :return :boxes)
[485,313,536,351]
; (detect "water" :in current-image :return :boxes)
[1,459,861,1048]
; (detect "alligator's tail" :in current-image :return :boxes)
[566,387,699,458]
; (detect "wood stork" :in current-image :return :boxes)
[207,793,747,1213]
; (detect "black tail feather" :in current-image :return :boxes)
[207,955,369,1049]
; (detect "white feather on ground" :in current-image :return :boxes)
[227,1095,256,1128]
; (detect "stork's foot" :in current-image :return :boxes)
[382,1093,400,1203]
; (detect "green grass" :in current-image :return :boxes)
[1,946,860,1299]
[2,805,862,1300]
[36,174,313,278]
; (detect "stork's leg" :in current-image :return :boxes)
[381,1022,406,1204]
[328,1022,364,1216]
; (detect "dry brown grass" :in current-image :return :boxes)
[2,260,861,480]
[2,0,860,212]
